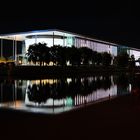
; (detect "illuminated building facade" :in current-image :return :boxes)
[0,29,140,65]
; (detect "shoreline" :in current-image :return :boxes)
[0,65,139,79]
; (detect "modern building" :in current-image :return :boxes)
[0,29,140,65]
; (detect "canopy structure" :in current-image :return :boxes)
[0,29,118,44]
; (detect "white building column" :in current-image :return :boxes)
[35,35,37,44]
[15,36,17,64]
[13,37,15,61]
[53,32,54,46]
[0,38,3,58]
[63,34,65,47]
[14,80,17,107]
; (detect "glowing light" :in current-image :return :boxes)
[129,84,132,92]
[67,78,72,84]
[66,36,73,46]
[66,97,73,106]
[29,79,58,85]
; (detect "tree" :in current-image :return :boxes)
[95,53,102,65]
[102,52,112,66]
[115,52,129,67]
[79,47,93,65]
[44,47,50,65]
[50,45,59,65]
[37,43,50,66]
[57,46,67,66]
[26,43,49,66]
[26,44,38,65]
[67,46,81,66]
[129,54,135,68]
[91,51,97,65]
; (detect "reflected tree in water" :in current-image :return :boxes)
[26,76,112,105]
[101,76,112,90]
[27,83,50,104]
[114,73,130,96]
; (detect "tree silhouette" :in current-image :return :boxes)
[129,55,135,68]
[26,43,49,66]
[67,46,81,66]
[115,52,129,67]
[102,52,112,66]
[79,47,93,65]
[26,43,119,67]
[96,53,102,65]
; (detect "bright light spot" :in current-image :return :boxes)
[67,78,72,84]
[66,97,73,106]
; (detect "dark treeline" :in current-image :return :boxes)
[26,43,136,67]
[26,43,112,66]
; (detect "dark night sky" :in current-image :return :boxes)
[0,1,139,48]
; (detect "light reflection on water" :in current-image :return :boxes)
[0,74,133,114]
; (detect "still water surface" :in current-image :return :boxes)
[0,74,137,114]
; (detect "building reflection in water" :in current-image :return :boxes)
[0,74,133,114]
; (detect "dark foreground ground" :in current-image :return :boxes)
[0,94,140,140]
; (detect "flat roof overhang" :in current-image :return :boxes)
[0,29,118,46]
